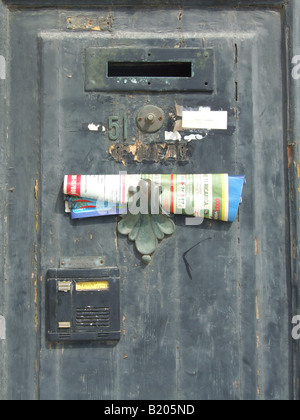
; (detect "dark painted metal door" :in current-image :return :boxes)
[0,0,299,400]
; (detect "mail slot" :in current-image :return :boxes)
[107,61,193,77]
[85,47,214,92]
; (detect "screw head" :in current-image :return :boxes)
[146,113,155,124]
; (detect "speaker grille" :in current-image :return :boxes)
[76,306,110,330]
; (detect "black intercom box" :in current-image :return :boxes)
[46,268,120,343]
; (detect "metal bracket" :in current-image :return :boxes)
[118,213,175,263]
[60,256,106,269]
[117,179,175,263]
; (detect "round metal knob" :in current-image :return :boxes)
[136,105,165,133]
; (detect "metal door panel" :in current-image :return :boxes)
[0,1,298,401]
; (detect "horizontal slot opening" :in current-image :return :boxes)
[107,61,192,78]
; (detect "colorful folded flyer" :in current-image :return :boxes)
[63,174,245,222]
[65,195,127,219]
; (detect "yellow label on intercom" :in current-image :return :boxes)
[75,281,109,292]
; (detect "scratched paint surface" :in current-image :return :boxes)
[0,1,297,400]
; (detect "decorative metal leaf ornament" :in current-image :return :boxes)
[117,180,176,263]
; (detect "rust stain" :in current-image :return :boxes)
[287,143,295,169]
[255,237,258,256]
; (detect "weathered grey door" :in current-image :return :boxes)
[0,0,299,401]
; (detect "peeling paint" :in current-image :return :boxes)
[35,208,39,232]
[83,123,106,132]
[34,179,39,232]
[184,133,206,142]
[34,179,38,200]
[88,123,101,132]
[257,370,261,398]
[165,131,182,141]
[66,15,113,31]
[256,295,260,320]
[0,316,6,340]
[0,56,6,80]
[109,140,189,164]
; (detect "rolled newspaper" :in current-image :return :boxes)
[63,174,245,222]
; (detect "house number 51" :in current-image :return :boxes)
[108,115,128,141]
